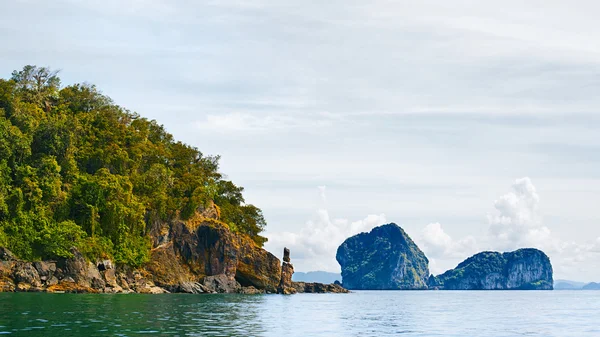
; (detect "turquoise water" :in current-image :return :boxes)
[0,291,599,336]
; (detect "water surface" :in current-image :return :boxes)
[0,291,598,336]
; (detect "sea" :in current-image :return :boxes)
[0,291,598,336]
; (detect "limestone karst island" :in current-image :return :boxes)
[0,66,553,293]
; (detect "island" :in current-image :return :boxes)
[336,223,554,290]
[0,66,345,294]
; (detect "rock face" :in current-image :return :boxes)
[146,214,282,294]
[336,223,429,290]
[429,248,553,290]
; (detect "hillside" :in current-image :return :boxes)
[0,65,267,266]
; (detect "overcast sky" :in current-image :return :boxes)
[2,0,600,281]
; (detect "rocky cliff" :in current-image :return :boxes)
[0,205,284,294]
[0,208,348,294]
[429,248,553,290]
[336,223,429,290]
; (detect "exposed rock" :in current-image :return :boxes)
[34,261,56,279]
[336,223,429,290]
[430,248,553,290]
[1,214,348,295]
[147,218,281,293]
[202,274,241,293]
[0,261,16,292]
[277,248,296,294]
[292,282,349,293]
[46,279,98,293]
[138,285,169,294]
[0,247,16,261]
[46,276,59,286]
[240,286,264,294]
[13,262,42,289]
[179,281,210,294]
[283,247,291,263]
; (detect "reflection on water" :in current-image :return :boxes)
[0,291,599,336]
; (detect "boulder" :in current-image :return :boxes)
[239,286,264,294]
[202,274,241,293]
[13,262,42,289]
[336,223,429,290]
[34,261,56,280]
[179,281,210,294]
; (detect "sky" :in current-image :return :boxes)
[1,0,600,281]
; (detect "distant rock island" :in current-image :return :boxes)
[554,280,600,290]
[336,223,554,290]
[293,271,342,284]
[336,223,429,290]
[582,282,600,290]
[429,249,553,290]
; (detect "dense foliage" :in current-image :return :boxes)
[0,65,267,265]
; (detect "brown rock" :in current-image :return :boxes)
[13,262,42,289]
[153,219,281,293]
[46,276,59,286]
[179,281,210,294]
[202,274,241,293]
[239,286,264,294]
[0,261,15,292]
[291,281,349,293]
[138,285,169,294]
[47,280,98,293]
[34,261,56,278]
[276,248,296,294]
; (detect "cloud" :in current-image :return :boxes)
[195,112,334,132]
[265,187,386,272]
[420,222,477,259]
[420,178,600,280]
[486,177,558,252]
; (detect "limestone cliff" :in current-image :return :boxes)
[336,223,429,290]
[429,248,553,290]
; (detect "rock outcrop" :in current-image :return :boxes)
[277,248,296,294]
[0,208,350,295]
[336,223,429,290]
[0,207,282,294]
[291,282,349,293]
[146,212,282,294]
[429,248,553,290]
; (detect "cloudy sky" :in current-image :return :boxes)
[2,0,600,280]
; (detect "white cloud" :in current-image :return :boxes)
[486,177,558,252]
[420,222,477,259]
[420,178,600,280]
[265,188,386,272]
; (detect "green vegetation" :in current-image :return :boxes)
[0,65,267,265]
